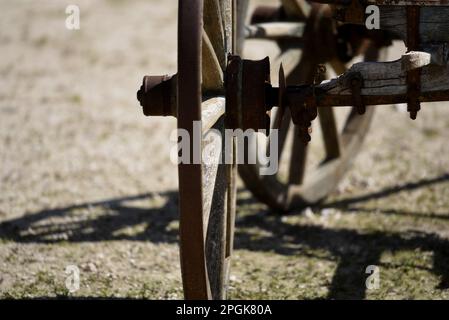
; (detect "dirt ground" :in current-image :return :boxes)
[1,0,448,299]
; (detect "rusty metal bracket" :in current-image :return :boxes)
[406,6,421,120]
[225,55,242,131]
[302,94,319,143]
[225,55,271,134]
[287,85,318,144]
[348,72,366,115]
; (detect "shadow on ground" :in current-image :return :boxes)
[1,173,448,299]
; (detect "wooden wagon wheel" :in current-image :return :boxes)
[177,0,248,300]
[138,0,247,301]
[238,2,383,211]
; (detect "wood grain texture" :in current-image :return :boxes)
[203,118,227,300]
[379,7,449,44]
[202,32,224,93]
[203,0,226,69]
[320,56,449,97]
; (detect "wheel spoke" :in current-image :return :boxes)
[285,55,315,185]
[202,31,224,93]
[220,0,233,55]
[268,64,289,162]
[318,107,341,161]
[203,0,240,300]
[202,97,225,132]
[329,58,346,76]
[245,22,306,40]
[203,117,227,300]
[340,105,374,148]
[270,107,291,163]
[203,0,226,69]
[318,60,347,161]
[236,0,249,54]
[288,126,308,185]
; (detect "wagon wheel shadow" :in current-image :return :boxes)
[235,172,449,299]
[234,214,449,299]
[0,191,180,244]
[0,173,448,299]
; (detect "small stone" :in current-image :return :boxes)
[81,262,97,273]
[304,207,315,219]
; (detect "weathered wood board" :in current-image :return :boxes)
[320,54,449,97]
[379,6,449,44]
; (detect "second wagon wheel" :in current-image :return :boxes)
[177,0,247,299]
[238,2,384,211]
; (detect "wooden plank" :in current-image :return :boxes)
[319,55,449,97]
[401,51,431,71]
[379,7,449,43]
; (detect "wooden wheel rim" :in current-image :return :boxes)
[177,0,210,300]
[177,0,240,300]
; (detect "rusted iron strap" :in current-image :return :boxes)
[406,6,421,120]
[348,72,365,115]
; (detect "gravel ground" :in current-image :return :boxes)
[0,0,448,299]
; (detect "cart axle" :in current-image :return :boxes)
[137,52,449,144]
